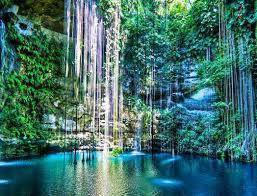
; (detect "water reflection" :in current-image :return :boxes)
[160,156,181,165]
[0,161,33,167]
[0,152,256,195]
[0,180,10,185]
[152,178,183,188]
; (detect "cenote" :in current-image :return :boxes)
[0,152,257,196]
[1,0,257,195]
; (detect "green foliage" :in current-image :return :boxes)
[1,0,256,161]
[0,23,63,141]
[121,0,221,97]
[125,96,152,133]
[111,147,123,157]
[0,0,13,8]
[121,0,175,94]
[98,0,120,27]
[178,128,214,154]
[157,106,247,158]
[226,0,256,34]
[189,0,219,39]
[157,107,186,144]
[120,0,257,161]
[198,56,231,87]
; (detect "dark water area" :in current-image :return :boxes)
[0,152,257,196]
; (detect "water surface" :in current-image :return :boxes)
[0,152,257,196]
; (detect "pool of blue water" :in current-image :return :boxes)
[0,152,257,195]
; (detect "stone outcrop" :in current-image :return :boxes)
[15,16,33,36]
[0,19,17,73]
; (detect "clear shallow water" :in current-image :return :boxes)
[0,152,257,196]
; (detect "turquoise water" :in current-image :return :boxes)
[0,152,257,196]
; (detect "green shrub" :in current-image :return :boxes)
[0,22,63,141]
[111,147,123,157]
[0,0,13,9]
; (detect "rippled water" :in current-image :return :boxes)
[0,152,257,196]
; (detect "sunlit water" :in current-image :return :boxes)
[0,152,257,196]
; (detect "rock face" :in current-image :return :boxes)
[152,59,217,124]
[0,20,6,70]
[43,114,57,130]
[183,88,216,111]
[180,88,217,120]
[15,17,33,36]
[1,5,33,37]
[0,5,19,17]
[182,59,199,92]
[153,59,203,109]
[17,1,64,32]
[0,5,36,74]
[1,2,64,32]
[6,5,19,15]
[0,135,4,145]
[60,119,79,132]
[0,19,17,72]
[43,114,82,132]
[134,113,143,151]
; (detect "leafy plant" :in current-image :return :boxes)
[0,0,13,9]
[0,22,64,141]
[111,147,123,157]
